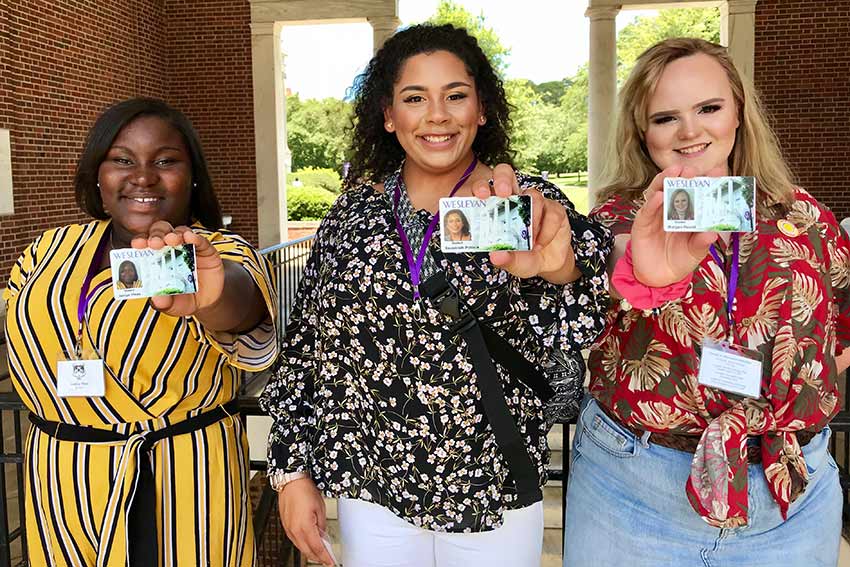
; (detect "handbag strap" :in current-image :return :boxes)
[419,269,543,507]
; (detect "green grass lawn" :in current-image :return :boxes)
[554,183,590,215]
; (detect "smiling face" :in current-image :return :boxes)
[644,53,740,175]
[98,115,192,245]
[383,50,483,178]
[446,211,465,235]
[119,261,138,284]
[673,191,690,213]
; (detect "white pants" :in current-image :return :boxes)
[337,498,544,567]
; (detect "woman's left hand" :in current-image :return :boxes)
[472,164,578,283]
[132,220,225,317]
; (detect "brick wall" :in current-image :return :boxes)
[754,0,850,221]
[163,0,258,244]
[2,0,848,283]
[0,0,167,284]
[0,0,258,287]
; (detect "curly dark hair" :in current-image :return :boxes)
[74,97,223,229]
[346,23,513,187]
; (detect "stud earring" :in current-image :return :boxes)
[478,116,487,125]
[386,121,393,131]
[97,182,101,189]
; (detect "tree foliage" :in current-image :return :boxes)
[285,3,721,185]
[427,0,510,75]
[287,184,337,221]
[286,94,352,171]
[617,8,721,81]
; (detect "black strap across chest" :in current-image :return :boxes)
[419,267,548,507]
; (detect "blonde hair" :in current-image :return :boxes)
[596,38,795,218]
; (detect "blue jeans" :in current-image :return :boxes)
[564,396,842,567]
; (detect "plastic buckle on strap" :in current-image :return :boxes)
[431,282,476,335]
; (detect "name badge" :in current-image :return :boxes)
[57,355,105,398]
[697,339,763,398]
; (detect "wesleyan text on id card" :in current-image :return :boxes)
[110,244,198,300]
[663,176,756,233]
[439,195,533,253]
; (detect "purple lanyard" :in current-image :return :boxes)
[709,232,740,342]
[393,157,477,301]
[75,227,112,355]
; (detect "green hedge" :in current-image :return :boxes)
[287,185,337,221]
[290,167,342,194]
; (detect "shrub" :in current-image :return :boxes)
[287,185,337,221]
[291,167,342,194]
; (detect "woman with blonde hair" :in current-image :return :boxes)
[666,188,694,221]
[565,38,850,566]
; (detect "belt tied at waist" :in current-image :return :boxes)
[598,403,817,462]
[29,398,239,567]
[598,400,820,528]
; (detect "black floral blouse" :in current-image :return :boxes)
[259,168,612,532]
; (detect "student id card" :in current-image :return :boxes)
[56,351,105,397]
[697,339,763,398]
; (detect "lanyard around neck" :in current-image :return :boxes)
[709,232,740,342]
[75,227,112,354]
[393,157,478,302]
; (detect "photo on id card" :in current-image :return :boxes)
[663,176,756,233]
[439,194,533,253]
[110,244,198,300]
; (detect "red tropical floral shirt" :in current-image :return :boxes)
[589,188,850,528]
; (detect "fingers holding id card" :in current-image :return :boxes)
[122,220,225,316]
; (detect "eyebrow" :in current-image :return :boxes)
[109,145,185,153]
[399,81,473,94]
[648,97,726,120]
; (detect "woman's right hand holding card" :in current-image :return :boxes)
[630,165,721,287]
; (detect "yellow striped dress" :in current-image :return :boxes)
[3,219,277,567]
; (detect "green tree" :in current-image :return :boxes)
[544,8,719,174]
[286,94,353,171]
[427,0,510,75]
[503,78,543,170]
[531,79,571,106]
[617,8,721,80]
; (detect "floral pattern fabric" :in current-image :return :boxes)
[260,169,611,532]
[589,188,850,528]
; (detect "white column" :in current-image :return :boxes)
[368,16,401,53]
[251,21,287,248]
[280,48,293,175]
[585,5,621,200]
[721,0,759,83]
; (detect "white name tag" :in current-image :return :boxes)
[697,339,763,398]
[57,359,105,397]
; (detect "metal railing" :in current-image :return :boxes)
[261,235,316,343]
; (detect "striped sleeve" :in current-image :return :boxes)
[188,228,278,372]
[3,236,40,303]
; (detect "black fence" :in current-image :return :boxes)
[260,235,316,344]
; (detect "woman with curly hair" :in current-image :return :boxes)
[260,23,612,567]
